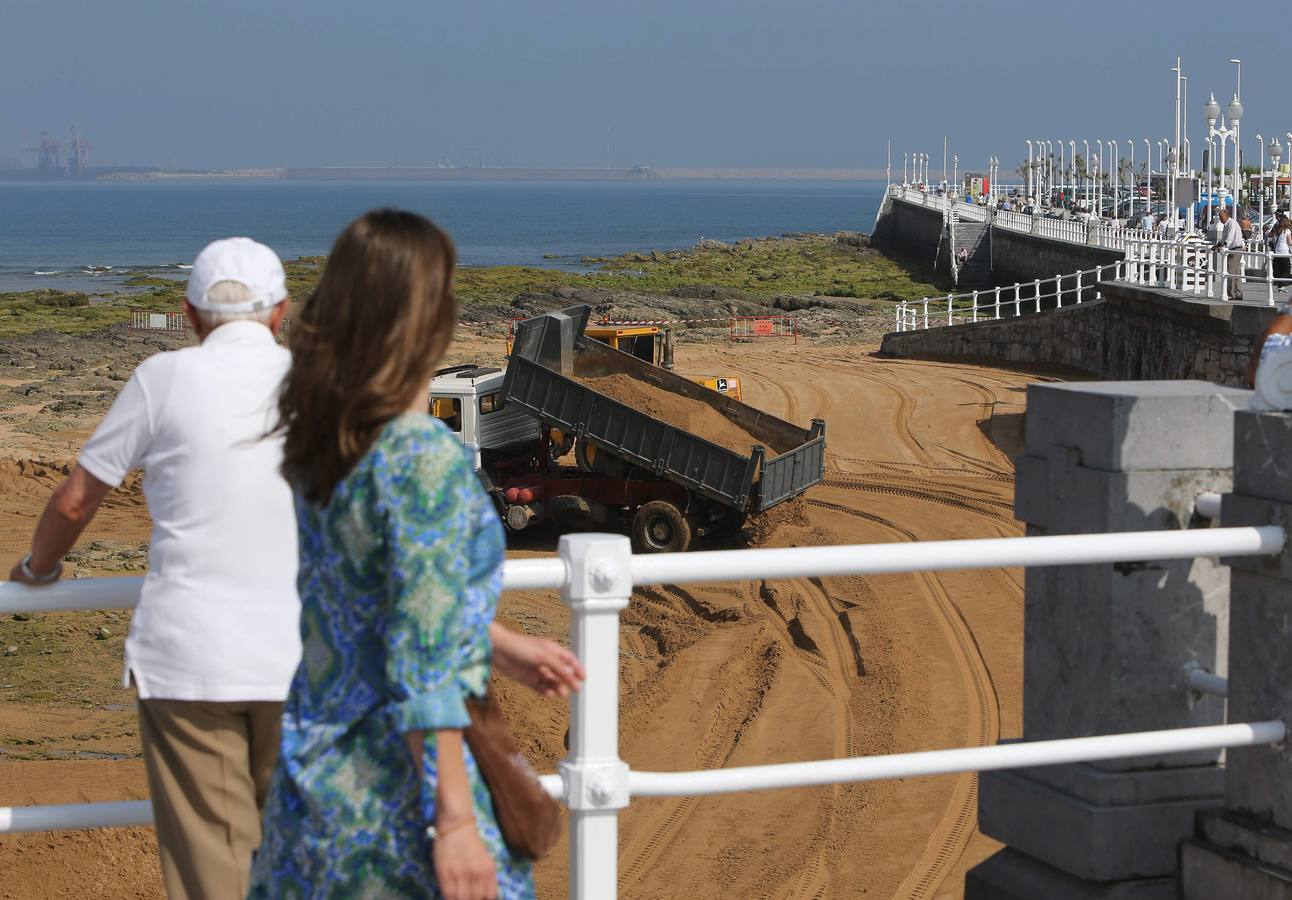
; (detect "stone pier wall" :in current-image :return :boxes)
[879,283,1280,387]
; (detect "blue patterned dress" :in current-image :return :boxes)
[248,414,534,899]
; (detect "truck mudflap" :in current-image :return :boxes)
[755,419,826,512]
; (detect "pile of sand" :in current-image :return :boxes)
[578,373,770,457]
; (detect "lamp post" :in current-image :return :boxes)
[1057,140,1065,202]
[902,152,908,186]
[1205,93,1241,219]
[1227,94,1243,209]
[1258,135,1266,230]
[952,154,958,194]
[1109,139,1119,219]
[1147,136,1157,219]
[1128,140,1135,219]
[1046,140,1055,201]
[1167,148,1178,233]
[1026,140,1034,201]
[1273,139,1285,213]
[1082,139,1091,207]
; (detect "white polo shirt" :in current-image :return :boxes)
[79,321,300,701]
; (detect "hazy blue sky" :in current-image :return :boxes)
[1,0,1282,172]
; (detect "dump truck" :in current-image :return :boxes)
[431,306,825,552]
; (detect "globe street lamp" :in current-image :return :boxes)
[1227,94,1243,207]
[1205,93,1240,219]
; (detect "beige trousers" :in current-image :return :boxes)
[1228,251,1245,300]
[138,699,283,900]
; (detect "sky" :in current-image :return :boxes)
[1,0,1285,172]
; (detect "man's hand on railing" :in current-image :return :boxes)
[489,623,586,698]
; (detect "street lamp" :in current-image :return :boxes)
[1273,139,1285,213]
[1026,140,1034,200]
[1082,139,1091,207]
[1109,139,1119,219]
[1227,94,1243,207]
[1258,134,1266,229]
[1128,140,1136,219]
[1095,156,1103,219]
[1166,148,1178,233]
[952,154,958,194]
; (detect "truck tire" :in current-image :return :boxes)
[632,501,692,553]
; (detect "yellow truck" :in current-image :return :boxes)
[511,322,742,401]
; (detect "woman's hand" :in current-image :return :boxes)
[490,624,585,698]
[433,821,498,900]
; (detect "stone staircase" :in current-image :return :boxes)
[952,219,992,288]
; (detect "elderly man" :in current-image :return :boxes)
[1213,207,1246,301]
[10,238,582,899]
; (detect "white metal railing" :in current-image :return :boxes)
[1123,237,1290,307]
[894,259,1124,331]
[894,238,1292,333]
[0,524,1286,897]
[888,184,1162,252]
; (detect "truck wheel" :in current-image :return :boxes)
[632,501,692,553]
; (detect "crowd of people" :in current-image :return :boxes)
[8,212,576,900]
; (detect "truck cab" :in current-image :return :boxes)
[428,365,541,471]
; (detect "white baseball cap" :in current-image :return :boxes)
[186,237,288,313]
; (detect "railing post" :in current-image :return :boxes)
[558,533,633,900]
[1034,278,1042,313]
[947,293,954,327]
[1014,282,1021,317]
[994,286,1001,319]
[1075,270,1083,304]
[971,381,1246,898]
[1182,410,1292,895]
[1267,251,1276,308]
[923,298,929,330]
[972,290,979,323]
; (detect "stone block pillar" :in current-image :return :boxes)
[966,381,1249,899]
[1180,409,1292,898]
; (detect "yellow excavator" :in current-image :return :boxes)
[509,322,741,399]
[505,321,743,475]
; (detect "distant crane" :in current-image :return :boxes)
[65,126,90,177]
[26,131,61,177]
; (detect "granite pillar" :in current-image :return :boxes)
[1180,409,1292,899]
[967,381,1249,899]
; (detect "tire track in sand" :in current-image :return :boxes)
[806,498,1001,898]
[783,574,857,899]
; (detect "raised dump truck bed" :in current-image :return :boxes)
[502,306,825,514]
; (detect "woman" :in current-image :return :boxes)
[1270,214,1292,288]
[250,210,529,899]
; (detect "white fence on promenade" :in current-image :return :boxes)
[0,525,1286,898]
[895,239,1292,333]
[888,184,1157,252]
[894,260,1121,331]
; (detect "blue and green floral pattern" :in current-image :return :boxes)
[249,413,533,899]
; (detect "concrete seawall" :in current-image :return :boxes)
[879,284,1278,386]
[872,197,1124,293]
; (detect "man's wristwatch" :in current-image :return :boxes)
[19,554,63,585]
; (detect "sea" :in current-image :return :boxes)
[0,179,884,293]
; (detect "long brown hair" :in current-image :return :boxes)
[278,209,458,504]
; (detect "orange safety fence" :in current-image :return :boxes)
[728,315,797,343]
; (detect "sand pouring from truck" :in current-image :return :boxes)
[430,305,826,552]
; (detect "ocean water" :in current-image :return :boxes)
[0,179,884,293]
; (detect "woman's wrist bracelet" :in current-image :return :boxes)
[20,554,63,585]
[426,815,476,842]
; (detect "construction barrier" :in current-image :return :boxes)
[729,315,797,343]
[128,310,188,333]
